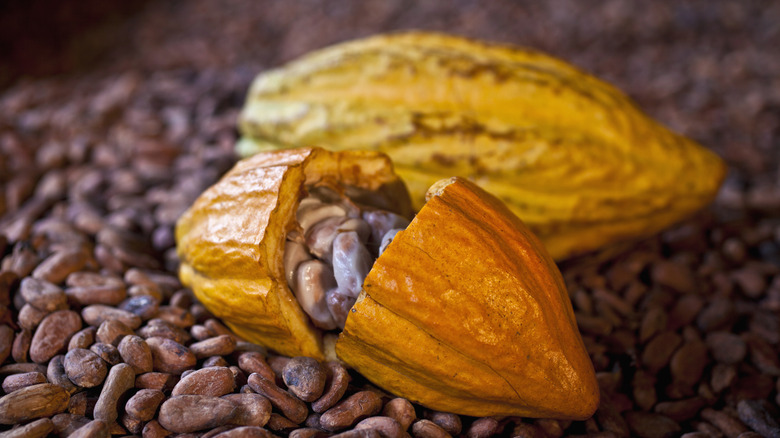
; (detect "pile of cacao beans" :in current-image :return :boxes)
[1,1,779,437]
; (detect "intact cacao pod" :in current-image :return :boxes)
[237,31,726,260]
[176,147,598,419]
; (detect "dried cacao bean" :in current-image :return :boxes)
[29,310,81,363]
[320,390,383,431]
[158,395,238,433]
[247,372,308,424]
[282,356,327,402]
[0,383,69,424]
[172,366,235,397]
[93,363,135,424]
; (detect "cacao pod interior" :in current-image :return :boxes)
[284,180,411,335]
[176,148,413,360]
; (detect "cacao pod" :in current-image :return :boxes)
[237,31,726,260]
[176,147,598,419]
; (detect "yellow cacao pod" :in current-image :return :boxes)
[176,147,598,419]
[238,31,726,260]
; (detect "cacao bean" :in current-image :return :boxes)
[204,355,230,367]
[355,416,407,438]
[383,398,417,431]
[189,334,236,358]
[11,328,31,363]
[283,356,327,402]
[641,331,683,373]
[466,418,501,438]
[1,371,46,393]
[247,372,308,424]
[117,334,153,374]
[222,393,272,427]
[125,388,166,422]
[95,319,132,346]
[412,420,451,438]
[701,408,750,437]
[424,412,462,436]
[68,327,97,351]
[63,348,107,388]
[118,294,159,320]
[68,419,110,438]
[18,304,46,331]
[32,249,87,284]
[65,272,126,306]
[320,390,383,431]
[238,352,276,382]
[312,361,350,413]
[669,340,708,386]
[93,363,135,423]
[191,324,215,341]
[146,336,196,374]
[158,395,238,433]
[137,318,191,344]
[172,366,235,397]
[142,420,171,438]
[89,342,122,366]
[19,277,67,312]
[706,331,747,364]
[81,304,141,330]
[736,400,780,438]
[29,310,81,363]
[0,383,69,424]
[0,417,54,438]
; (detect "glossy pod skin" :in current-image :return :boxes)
[176,148,598,419]
[337,177,598,419]
[237,31,726,260]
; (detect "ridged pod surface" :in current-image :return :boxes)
[176,148,598,419]
[337,176,598,418]
[238,31,727,260]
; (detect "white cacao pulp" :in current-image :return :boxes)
[286,186,408,330]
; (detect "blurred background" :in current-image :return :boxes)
[3,0,779,184]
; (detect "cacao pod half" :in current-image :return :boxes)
[175,148,412,359]
[176,147,598,419]
[238,31,726,260]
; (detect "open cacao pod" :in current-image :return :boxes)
[237,31,727,260]
[176,147,599,419]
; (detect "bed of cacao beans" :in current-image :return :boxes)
[1,1,779,437]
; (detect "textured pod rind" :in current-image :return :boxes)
[238,31,727,260]
[175,147,412,359]
[336,177,599,419]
